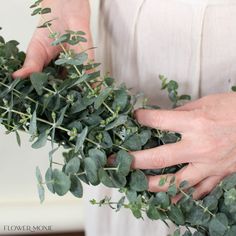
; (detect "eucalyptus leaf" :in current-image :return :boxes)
[105,115,127,131]
[94,87,112,109]
[45,167,55,194]
[70,175,83,198]
[89,148,106,168]
[52,169,71,196]
[84,158,99,185]
[30,72,48,95]
[130,170,148,192]
[75,126,88,152]
[65,157,80,174]
[31,130,48,149]
[37,184,45,204]
[116,150,133,176]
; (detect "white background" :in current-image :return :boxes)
[0,0,99,234]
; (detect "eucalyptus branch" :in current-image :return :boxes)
[0,1,235,235]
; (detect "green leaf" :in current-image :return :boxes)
[232,86,236,92]
[41,8,51,14]
[173,229,181,236]
[30,72,48,95]
[222,173,236,191]
[98,168,114,188]
[224,189,236,206]
[30,0,43,8]
[126,190,137,202]
[51,34,69,46]
[0,78,20,98]
[58,74,89,92]
[209,213,228,236]
[112,89,128,111]
[225,226,236,236]
[15,131,21,147]
[159,177,167,186]
[89,148,106,168]
[35,166,43,184]
[130,170,148,192]
[130,203,142,219]
[67,53,88,66]
[179,180,189,189]
[37,184,45,204]
[55,53,88,66]
[31,130,48,149]
[167,80,178,91]
[70,175,83,198]
[203,195,218,211]
[123,134,142,151]
[52,169,71,196]
[75,126,88,152]
[155,192,170,209]
[179,94,191,101]
[65,157,80,175]
[109,171,127,188]
[116,196,126,212]
[29,108,37,136]
[167,184,178,197]
[37,20,52,28]
[182,231,192,236]
[116,150,133,176]
[105,115,127,131]
[45,167,55,194]
[146,204,161,220]
[139,129,152,145]
[84,158,99,185]
[94,87,112,109]
[56,105,68,126]
[168,205,185,225]
[31,7,42,16]
[104,77,115,86]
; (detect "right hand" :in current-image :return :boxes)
[13,0,93,79]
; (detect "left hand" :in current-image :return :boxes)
[133,92,236,199]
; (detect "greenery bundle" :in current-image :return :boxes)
[1,1,236,235]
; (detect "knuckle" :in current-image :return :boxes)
[152,146,171,168]
[150,149,167,168]
[193,114,210,130]
[153,114,164,129]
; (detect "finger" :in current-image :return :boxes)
[131,141,190,170]
[192,175,222,200]
[13,32,60,79]
[134,109,193,133]
[148,163,208,192]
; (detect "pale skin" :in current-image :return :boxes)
[13,0,236,200]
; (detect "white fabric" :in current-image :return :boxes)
[85,1,236,236]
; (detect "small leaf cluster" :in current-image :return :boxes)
[1,3,236,234]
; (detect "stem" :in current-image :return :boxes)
[40,14,115,115]
[0,106,107,149]
[52,161,64,166]
[178,187,215,217]
[0,81,38,104]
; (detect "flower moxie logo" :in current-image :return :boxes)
[3,225,53,233]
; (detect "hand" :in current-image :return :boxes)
[13,0,93,79]
[133,93,236,199]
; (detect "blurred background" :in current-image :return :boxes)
[0,0,99,235]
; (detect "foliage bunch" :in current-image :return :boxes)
[1,1,236,235]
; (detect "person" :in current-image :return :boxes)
[13,0,236,235]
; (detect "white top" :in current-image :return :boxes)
[85,1,236,236]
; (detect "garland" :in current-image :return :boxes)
[1,1,236,235]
